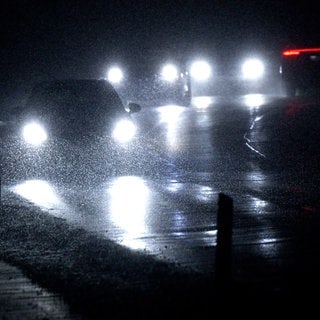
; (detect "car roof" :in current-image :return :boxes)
[22,79,128,134]
[26,79,125,114]
[28,79,120,100]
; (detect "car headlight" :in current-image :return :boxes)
[190,60,211,81]
[160,63,179,82]
[112,119,137,143]
[22,122,48,146]
[241,58,265,80]
[107,66,124,84]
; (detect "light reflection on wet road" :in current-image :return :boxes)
[4,93,319,274]
[10,175,218,272]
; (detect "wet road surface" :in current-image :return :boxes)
[3,93,320,271]
[0,261,81,320]
[1,93,320,317]
[2,94,281,272]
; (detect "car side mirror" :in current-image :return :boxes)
[127,102,141,114]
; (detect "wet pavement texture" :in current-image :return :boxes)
[1,94,320,318]
[0,261,82,320]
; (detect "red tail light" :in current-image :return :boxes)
[282,47,320,57]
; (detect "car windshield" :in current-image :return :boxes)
[26,80,124,117]
[23,80,126,134]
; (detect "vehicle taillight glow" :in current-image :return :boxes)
[282,47,320,57]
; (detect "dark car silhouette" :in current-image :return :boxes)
[1,79,144,181]
[280,46,320,96]
[105,53,192,107]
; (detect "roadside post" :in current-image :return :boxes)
[215,193,233,293]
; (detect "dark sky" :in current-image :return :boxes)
[1,0,320,94]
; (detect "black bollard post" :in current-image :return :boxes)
[0,175,1,205]
[215,193,233,293]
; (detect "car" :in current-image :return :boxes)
[185,51,272,97]
[280,46,320,96]
[104,48,276,104]
[105,53,192,107]
[0,79,145,181]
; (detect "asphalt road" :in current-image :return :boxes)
[1,93,320,318]
[2,94,277,272]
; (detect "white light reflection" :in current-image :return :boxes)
[166,182,182,193]
[158,105,184,124]
[196,185,215,202]
[167,182,214,203]
[158,105,185,151]
[250,196,268,212]
[172,229,217,247]
[11,180,62,210]
[203,230,217,246]
[247,194,281,257]
[108,176,150,250]
[243,94,265,108]
[246,168,267,192]
[192,96,215,109]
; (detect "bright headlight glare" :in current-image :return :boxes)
[161,64,178,82]
[190,60,211,81]
[107,66,123,84]
[242,58,265,80]
[112,119,136,143]
[22,122,47,146]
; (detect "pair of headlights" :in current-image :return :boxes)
[159,62,212,82]
[22,120,137,146]
[106,64,184,84]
